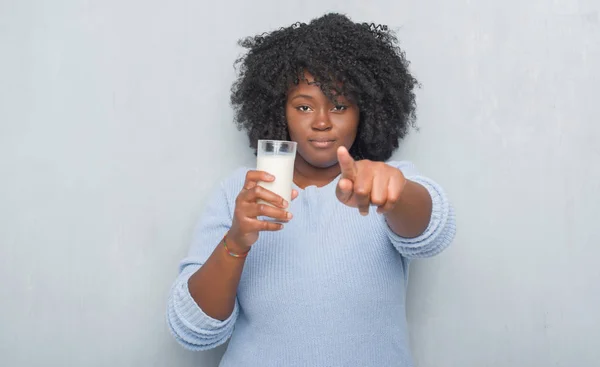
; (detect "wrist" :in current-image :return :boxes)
[223,232,251,258]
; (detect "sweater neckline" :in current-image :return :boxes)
[292,174,341,193]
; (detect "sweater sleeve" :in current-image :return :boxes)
[384,161,456,259]
[166,173,242,351]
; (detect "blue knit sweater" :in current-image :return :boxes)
[167,161,456,366]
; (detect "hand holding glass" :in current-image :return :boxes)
[256,140,297,209]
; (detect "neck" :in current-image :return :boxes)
[293,156,341,189]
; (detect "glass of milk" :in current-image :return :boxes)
[256,140,297,209]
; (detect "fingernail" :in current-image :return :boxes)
[287,212,293,219]
[282,200,288,208]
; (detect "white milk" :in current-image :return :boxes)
[256,154,295,206]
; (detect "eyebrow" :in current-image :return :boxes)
[290,94,315,101]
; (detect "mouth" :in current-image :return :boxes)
[308,138,336,149]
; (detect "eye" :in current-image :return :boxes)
[332,105,348,112]
[296,105,312,112]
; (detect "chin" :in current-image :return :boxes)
[302,151,339,168]
[310,160,338,169]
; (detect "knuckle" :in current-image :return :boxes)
[244,189,256,200]
[355,187,369,196]
[372,197,385,206]
[258,204,266,214]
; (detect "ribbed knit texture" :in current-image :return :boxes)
[167,161,456,367]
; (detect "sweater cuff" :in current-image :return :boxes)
[167,265,238,350]
[386,175,449,249]
[172,266,239,333]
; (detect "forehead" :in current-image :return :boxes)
[287,72,348,101]
[288,79,322,95]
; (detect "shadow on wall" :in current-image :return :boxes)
[189,342,228,366]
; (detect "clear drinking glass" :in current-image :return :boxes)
[256,140,297,206]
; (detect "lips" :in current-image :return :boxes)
[308,137,336,149]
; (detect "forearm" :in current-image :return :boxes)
[187,234,247,321]
[385,179,432,238]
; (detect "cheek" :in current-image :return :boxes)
[343,113,360,142]
[285,109,309,139]
[285,106,297,137]
[286,120,299,140]
[345,130,358,147]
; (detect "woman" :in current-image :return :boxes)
[167,13,456,366]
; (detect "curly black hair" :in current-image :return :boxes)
[230,13,418,161]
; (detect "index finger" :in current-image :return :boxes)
[244,170,275,190]
[337,146,357,181]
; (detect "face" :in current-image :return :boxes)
[285,73,360,169]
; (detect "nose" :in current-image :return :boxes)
[311,109,332,131]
